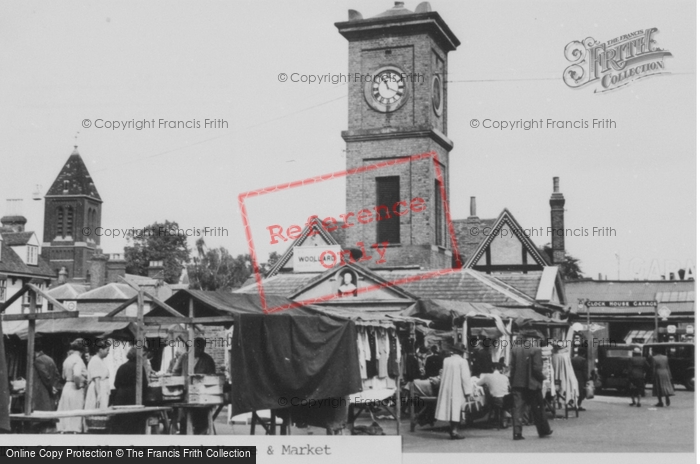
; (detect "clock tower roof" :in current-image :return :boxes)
[46,146,102,201]
[336,2,460,52]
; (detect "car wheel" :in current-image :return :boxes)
[685,375,694,392]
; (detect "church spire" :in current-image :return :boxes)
[45,146,101,201]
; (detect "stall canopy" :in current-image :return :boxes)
[149,290,362,416]
[2,317,135,340]
[402,299,567,329]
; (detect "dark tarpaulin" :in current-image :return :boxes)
[0,313,10,432]
[154,290,362,417]
[231,310,361,416]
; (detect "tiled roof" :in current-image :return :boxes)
[496,272,543,299]
[375,268,539,307]
[0,241,54,278]
[46,149,101,200]
[46,283,89,300]
[2,232,35,246]
[235,274,316,296]
[77,283,137,300]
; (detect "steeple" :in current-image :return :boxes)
[42,146,103,283]
[45,146,101,201]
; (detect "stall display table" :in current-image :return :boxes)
[10,406,172,434]
[347,388,398,434]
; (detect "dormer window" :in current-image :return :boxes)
[27,245,38,265]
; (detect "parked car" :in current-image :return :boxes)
[643,342,695,391]
[594,344,637,392]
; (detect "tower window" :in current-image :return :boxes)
[66,206,73,237]
[56,207,64,237]
[435,180,445,247]
[0,279,6,302]
[376,176,400,244]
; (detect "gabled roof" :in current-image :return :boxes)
[462,209,548,269]
[45,147,101,201]
[288,261,418,301]
[76,283,137,300]
[495,267,567,306]
[1,232,36,246]
[46,283,90,300]
[453,217,496,264]
[0,241,54,278]
[267,216,341,276]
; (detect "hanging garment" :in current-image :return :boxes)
[366,328,378,378]
[357,331,367,380]
[388,332,400,378]
[551,351,579,403]
[377,329,389,379]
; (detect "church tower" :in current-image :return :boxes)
[42,146,102,282]
[336,2,460,270]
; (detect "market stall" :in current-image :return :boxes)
[146,289,363,435]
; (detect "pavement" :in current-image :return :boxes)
[213,388,695,453]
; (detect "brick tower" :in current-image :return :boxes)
[336,2,460,269]
[42,146,102,282]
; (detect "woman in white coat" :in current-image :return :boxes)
[435,343,472,440]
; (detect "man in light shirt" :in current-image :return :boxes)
[477,363,510,404]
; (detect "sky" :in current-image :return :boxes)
[0,0,695,281]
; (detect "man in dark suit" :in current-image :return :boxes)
[424,345,443,378]
[509,330,552,440]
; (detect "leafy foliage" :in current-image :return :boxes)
[124,220,191,284]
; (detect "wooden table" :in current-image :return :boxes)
[169,403,222,435]
[10,406,173,434]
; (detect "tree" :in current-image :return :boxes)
[542,244,585,281]
[262,251,282,277]
[188,238,253,291]
[124,220,190,284]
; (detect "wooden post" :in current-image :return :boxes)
[185,297,195,434]
[462,319,468,360]
[24,289,36,415]
[395,354,401,435]
[135,288,144,406]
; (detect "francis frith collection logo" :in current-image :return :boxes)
[563,28,672,93]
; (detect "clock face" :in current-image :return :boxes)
[364,66,409,113]
[372,70,405,105]
[432,74,443,116]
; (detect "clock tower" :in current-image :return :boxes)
[336,2,460,270]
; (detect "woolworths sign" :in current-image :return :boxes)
[293,245,341,272]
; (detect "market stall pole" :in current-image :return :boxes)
[98,277,188,432]
[0,283,78,416]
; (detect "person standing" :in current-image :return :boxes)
[32,338,61,433]
[84,339,112,430]
[172,338,216,434]
[570,348,588,411]
[476,363,510,428]
[628,347,649,407]
[56,339,88,433]
[509,330,552,440]
[650,348,674,407]
[472,339,493,378]
[111,347,149,434]
[434,343,472,440]
[424,345,443,379]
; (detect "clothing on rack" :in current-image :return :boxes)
[377,330,389,379]
[366,328,378,378]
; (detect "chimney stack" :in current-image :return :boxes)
[148,260,165,280]
[549,177,566,264]
[105,253,127,283]
[1,199,27,233]
[469,197,477,217]
[88,250,109,288]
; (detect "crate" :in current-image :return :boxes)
[187,393,223,404]
[189,375,224,395]
[159,376,185,402]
